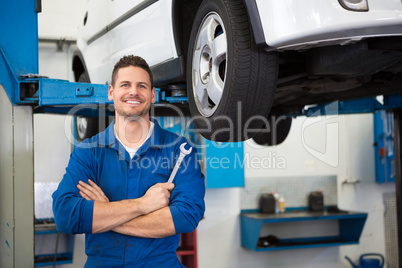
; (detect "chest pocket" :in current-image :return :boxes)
[97,150,128,202]
[137,150,173,187]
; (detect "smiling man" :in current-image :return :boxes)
[52,55,206,267]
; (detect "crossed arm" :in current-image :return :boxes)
[77,180,176,238]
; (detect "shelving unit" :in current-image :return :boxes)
[241,209,367,251]
[34,224,196,267]
[34,221,74,267]
[177,229,198,268]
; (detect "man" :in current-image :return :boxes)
[52,55,206,267]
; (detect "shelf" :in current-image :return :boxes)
[34,222,57,235]
[177,248,196,256]
[241,209,368,251]
[34,253,73,267]
[34,220,74,267]
[177,230,198,268]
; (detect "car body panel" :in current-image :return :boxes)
[77,0,402,83]
[255,0,402,50]
[108,0,176,69]
[78,0,176,84]
[74,0,402,129]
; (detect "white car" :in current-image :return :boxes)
[72,0,402,143]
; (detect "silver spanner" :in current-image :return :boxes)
[167,142,192,183]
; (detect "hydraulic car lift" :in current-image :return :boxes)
[1,0,402,267]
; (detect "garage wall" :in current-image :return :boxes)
[36,1,87,267]
[197,114,395,268]
[36,1,395,268]
[35,0,83,184]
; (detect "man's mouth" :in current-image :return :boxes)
[124,99,142,105]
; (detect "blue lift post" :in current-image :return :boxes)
[0,1,111,267]
[374,110,395,183]
[394,110,402,262]
[1,1,40,267]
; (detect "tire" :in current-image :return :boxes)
[186,0,279,142]
[75,72,99,142]
[77,72,90,84]
[252,115,292,146]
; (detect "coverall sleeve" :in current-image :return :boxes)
[52,143,96,234]
[169,140,206,234]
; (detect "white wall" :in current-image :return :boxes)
[197,114,394,268]
[38,0,85,39]
[36,42,86,268]
[36,2,87,266]
[35,43,74,184]
[36,0,83,183]
[36,1,395,268]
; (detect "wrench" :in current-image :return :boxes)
[167,142,192,183]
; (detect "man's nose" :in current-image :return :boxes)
[128,86,139,96]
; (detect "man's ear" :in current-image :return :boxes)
[151,87,156,104]
[108,85,114,101]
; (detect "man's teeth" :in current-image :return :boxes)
[126,100,140,104]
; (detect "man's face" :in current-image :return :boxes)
[108,66,156,120]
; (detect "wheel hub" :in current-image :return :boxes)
[200,45,212,84]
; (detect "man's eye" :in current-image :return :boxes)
[122,84,128,87]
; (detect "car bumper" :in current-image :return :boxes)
[255,0,402,50]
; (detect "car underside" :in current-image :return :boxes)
[272,37,402,115]
[72,0,402,143]
[150,35,402,116]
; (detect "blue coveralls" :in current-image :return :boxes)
[52,119,205,267]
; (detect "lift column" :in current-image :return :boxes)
[394,109,402,262]
[0,1,39,267]
[0,89,34,267]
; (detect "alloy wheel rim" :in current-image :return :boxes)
[76,116,88,139]
[191,12,227,117]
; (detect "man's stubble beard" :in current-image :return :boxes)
[115,104,151,122]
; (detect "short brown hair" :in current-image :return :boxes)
[111,55,154,88]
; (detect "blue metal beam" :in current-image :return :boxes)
[302,94,402,117]
[38,78,110,106]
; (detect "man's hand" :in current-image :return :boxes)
[139,182,175,214]
[77,179,109,202]
[76,180,175,234]
[76,180,175,214]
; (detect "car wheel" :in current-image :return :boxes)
[75,115,99,142]
[77,72,90,84]
[252,115,292,146]
[187,0,279,142]
[75,72,99,142]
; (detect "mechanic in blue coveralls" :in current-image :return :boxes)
[52,55,205,267]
